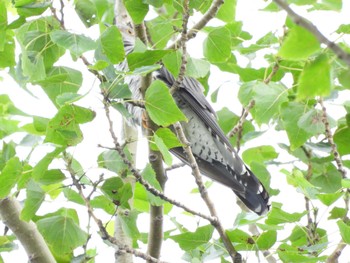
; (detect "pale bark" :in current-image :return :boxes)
[0,197,56,263]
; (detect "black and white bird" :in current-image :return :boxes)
[117,25,270,215]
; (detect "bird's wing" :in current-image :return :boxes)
[155,66,270,215]
[156,67,235,151]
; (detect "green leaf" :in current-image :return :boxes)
[278,25,320,60]
[242,146,278,166]
[63,188,85,205]
[154,128,182,149]
[216,107,255,146]
[123,0,149,24]
[17,17,65,70]
[310,164,342,193]
[146,16,174,49]
[297,54,331,99]
[284,169,318,199]
[101,177,124,200]
[0,118,19,139]
[101,82,132,100]
[21,180,45,221]
[216,0,236,22]
[334,126,350,155]
[162,51,181,78]
[37,66,82,108]
[256,231,277,250]
[0,2,6,49]
[186,57,210,79]
[37,215,88,255]
[329,207,347,220]
[145,80,187,126]
[0,157,22,198]
[342,178,350,188]
[238,81,288,124]
[100,26,125,64]
[203,27,231,63]
[56,93,85,107]
[127,50,171,71]
[317,192,343,206]
[266,202,307,225]
[133,182,173,214]
[90,195,115,214]
[250,162,279,196]
[169,225,214,251]
[15,0,50,17]
[280,102,312,150]
[32,148,64,180]
[298,109,327,135]
[21,51,46,81]
[98,150,128,175]
[226,228,254,250]
[0,141,16,171]
[118,210,140,239]
[74,0,97,27]
[278,243,327,262]
[45,105,95,147]
[337,220,350,244]
[38,169,66,185]
[0,34,15,68]
[336,24,350,34]
[141,164,164,206]
[153,133,173,166]
[226,21,252,47]
[50,30,97,59]
[132,64,162,76]
[0,94,28,116]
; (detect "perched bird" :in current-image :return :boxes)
[116,25,270,215]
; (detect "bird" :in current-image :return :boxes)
[116,24,270,215]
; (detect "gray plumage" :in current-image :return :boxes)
[117,26,270,215]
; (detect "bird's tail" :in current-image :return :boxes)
[232,166,270,215]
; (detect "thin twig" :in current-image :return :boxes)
[264,61,280,84]
[165,162,186,172]
[167,0,225,50]
[170,0,190,94]
[64,153,167,263]
[173,122,241,263]
[227,100,255,140]
[319,98,349,262]
[273,0,350,67]
[318,99,346,178]
[103,99,216,223]
[236,200,277,263]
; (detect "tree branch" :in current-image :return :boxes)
[102,99,216,220]
[170,0,189,94]
[318,98,347,178]
[64,154,167,263]
[0,197,56,263]
[319,98,349,262]
[173,122,241,263]
[167,0,225,50]
[227,100,255,141]
[272,0,350,67]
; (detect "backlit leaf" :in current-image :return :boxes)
[145,80,187,127]
[37,215,88,255]
[50,30,96,59]
[297,54,331,99]
[169,225,214,251]
[0,157,22,198]
[278,25,320,60]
